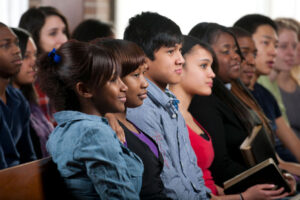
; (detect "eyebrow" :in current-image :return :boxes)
[198,58,211,62]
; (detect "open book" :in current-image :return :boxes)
[240,125,278,167]
[224,158,290,194]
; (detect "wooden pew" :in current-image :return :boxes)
[0,157,71,200]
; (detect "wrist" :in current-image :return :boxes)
[239,193,244,200]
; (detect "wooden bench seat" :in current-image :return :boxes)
[0,157,71,200]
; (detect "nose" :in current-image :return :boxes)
[12,42,21,56]
[208,67,216,78]
[57,32,68,47]
[141,76,149,89]
[268,43,277,57]
[247,54,256,66]
[176,51,185,65]
[118,77,128,92]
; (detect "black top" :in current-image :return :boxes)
[251,83,281,131]
[119,122,169,200]
[189,94,249,186]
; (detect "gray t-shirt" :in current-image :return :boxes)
[280,86,300,138]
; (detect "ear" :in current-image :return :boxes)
[75,82,93,98]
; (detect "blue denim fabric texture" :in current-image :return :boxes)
[127,79,211,200]
[47,111,144,200]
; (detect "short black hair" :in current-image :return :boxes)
[72,19,114,42]
[233,14,278,34]
[123,12,182,60]
[229,26,252,39]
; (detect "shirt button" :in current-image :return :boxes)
[172,114,176,118]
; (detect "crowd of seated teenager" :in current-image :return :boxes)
[1,5,300,200]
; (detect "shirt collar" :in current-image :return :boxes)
[225,83,232,90]
[54,110,108,125]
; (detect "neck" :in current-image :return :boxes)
[249,72,259,90]
[169,84,192,115]
[268,69,279,82]
[11,81,20,89]
[114,109,127,124]
[146,75,167,92]
[0,77,10,103]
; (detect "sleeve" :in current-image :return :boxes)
[189,95,247,186]
[74,127,141,200]
[16,98,37,163]
[128,105,209,200]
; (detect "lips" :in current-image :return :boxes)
[207,82,213,88]
[175,68,182,75]
[118,96,127,103]
[12,57,22,65]
[138,92,147,100]
[266,61,274,68]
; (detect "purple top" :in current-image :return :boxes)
[131,129,159,158]
[123,125,159,159]
[30,103,54,157]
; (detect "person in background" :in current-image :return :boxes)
[188,23,296,196]
[0,22,36,169]
[11,27,53,158]
[38,40,143,199]
[72,19,114,42]
[170,35,289,200]
[19,6,69,125]
[234,14,300,163]
[272,18,300,138]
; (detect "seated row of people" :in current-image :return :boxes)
[1,10,300,200]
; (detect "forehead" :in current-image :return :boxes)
[189,45,212,59]
[214,32,235,46]
[0,27,17,41]
[43,15,65,29]
[237,37,255,48]
[254,24,278,40]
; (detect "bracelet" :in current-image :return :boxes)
[239,193,244,200]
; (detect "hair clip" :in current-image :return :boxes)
[48,48,61,63]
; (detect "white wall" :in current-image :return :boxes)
[0,0,28,27]
[115,0,300,39]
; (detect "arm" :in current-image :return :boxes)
[128,105,209,200]
[277,155,300,176]
[189,95,247,185]
[17,101,37,162]
[105,113,125,144]
[74,127,141,200]
[275,116,300,162]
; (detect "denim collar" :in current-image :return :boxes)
[54,111,108,125]
[146,79,179,118]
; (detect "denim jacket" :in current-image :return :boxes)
[47,111,143,200]
[127,80,210,200]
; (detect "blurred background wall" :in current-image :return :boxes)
[1,0,300,38]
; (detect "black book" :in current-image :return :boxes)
[240,125,278,167]
[223,158,291,194]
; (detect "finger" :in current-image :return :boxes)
[264,187,284,196]
[257,184,276,190]
[270,192,289,199]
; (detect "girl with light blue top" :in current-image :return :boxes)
[36,40,143,200]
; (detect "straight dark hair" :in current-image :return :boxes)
[37,40,120,111]
[92,39,146,77]
[11,27,38,105]
[19,6,70,54]
[123,12,182,60]
[189,22,254,135]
